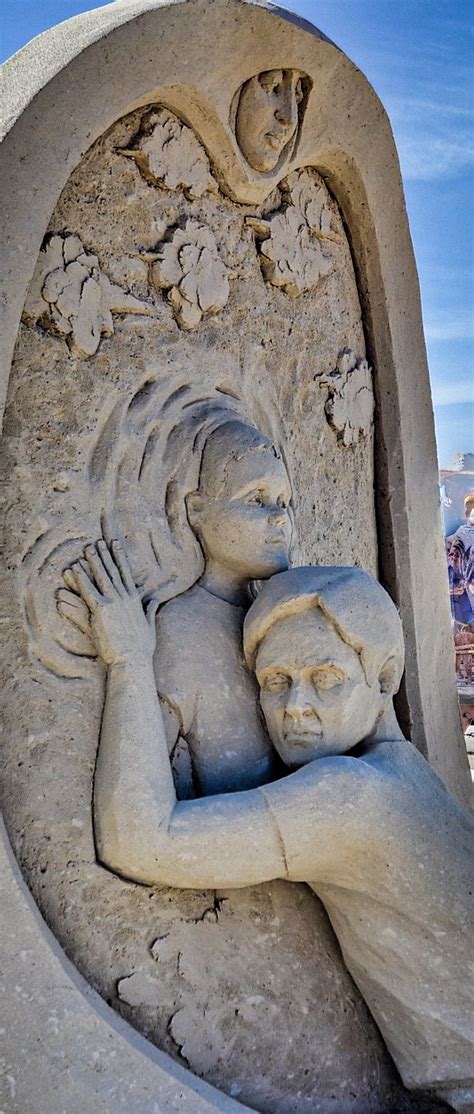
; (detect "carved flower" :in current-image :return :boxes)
[316,349,374,447]
[118,108,216,200]
[23,234,154,358]
[148,220,230,330]
[284,170,340,242]
[247,168,341,297]
[249,208,332,298]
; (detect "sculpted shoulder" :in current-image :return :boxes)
[355,739,474,864]
[261,752,384,883]
[263,740,474,886]
[156,583,206,639]
[357,738,463,804]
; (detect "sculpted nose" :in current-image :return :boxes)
[268,505,288,527]
[275,104,292,128]
[286,681,314,718]
[274,91,297,129]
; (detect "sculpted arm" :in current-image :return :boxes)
[59,542,287,888]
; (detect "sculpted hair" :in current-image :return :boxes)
[243,566,405,694]
[197,420,282,498]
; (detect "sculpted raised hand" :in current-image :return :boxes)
[57,539,157,667]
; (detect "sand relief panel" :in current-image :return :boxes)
[0,81,437,1114]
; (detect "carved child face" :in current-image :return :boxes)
[256,608,384,765]
[187,425,292,582]
[235,69,304,173]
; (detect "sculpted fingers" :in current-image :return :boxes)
[63,560,102,611]
[84,544,114,596]
[95,539,127,596]
[62,567,79,592]
[145,595,160,629]
[56,587,91,635]
[59,541,148,667]
[110,540,137,596]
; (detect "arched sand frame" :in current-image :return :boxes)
[1,1,470,1110]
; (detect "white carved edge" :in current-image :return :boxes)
[0,1,471,1109]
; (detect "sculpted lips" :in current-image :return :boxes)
[284,725,323,744]
[265,130,289,150]
[265,530,287,545]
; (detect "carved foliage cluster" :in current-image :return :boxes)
[316,348,374,446]
[117,108,232,331]
[23,116,345,349]
[23,234,153,357]
[247,169,342,297]
[147,220,231,330]
[118,108,216,200]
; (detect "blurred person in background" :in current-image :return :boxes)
[448,538,474,627]
[449,492,474,556]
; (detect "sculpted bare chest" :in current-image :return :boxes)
[154,585,274,795]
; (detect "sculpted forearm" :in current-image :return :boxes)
[163,790,288,888]
[93,657,177,881]
[96,710,288,889]
[61,540,289,890]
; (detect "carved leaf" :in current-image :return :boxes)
[23,234,155,357]
[248,169,340,297]
[285,172,341,243]
[149,220,230,330]
[118,108,216,200]
[316,349,374,446]
[258,209,332,298]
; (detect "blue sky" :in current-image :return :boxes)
[2,0,473,468]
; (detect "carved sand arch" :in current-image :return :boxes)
[1,1,470,1111]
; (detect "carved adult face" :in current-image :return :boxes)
[187,422,292,582]
[235,69,304,173]
[256,609,383,765]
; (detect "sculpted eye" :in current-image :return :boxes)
[262,673,290,693]
[247,490,264,506]
[312,668,345,691]
[259,72,282,94]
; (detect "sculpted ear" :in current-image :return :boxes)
[185,490,203,526]
[378,656,401,698]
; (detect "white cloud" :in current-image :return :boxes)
[431,382,474,407]
[396,134,474,182]
[381,74,474,181]
[424,314,474,342]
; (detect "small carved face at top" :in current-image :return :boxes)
[255,609,382,766]
[235,69,307,173]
